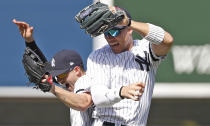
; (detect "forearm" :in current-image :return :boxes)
[51,85,92,111]
[129,20,149,37]
[130,21,165,44]
[90,82,144,107]
[90,85,122,107]
[25,41,48,62]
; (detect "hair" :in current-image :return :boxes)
[79,63,85,72]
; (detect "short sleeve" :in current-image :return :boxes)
[135,39,166,68]
[74,75,94,94]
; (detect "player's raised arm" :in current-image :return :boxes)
[13,19,47,62]
[111,6,174,57]
[129,21,174,56]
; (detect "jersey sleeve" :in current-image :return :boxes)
[143,23,167,63]
[25,41,48,62]
[70,106,94,126]
[135,39,166,70]
[74,75,94,94]
[136,23,167,65]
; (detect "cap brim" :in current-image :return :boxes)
[49,69,69,77]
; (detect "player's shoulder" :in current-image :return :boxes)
[74,75,94,93]
[88,44,111,58]
[133,39,150,51]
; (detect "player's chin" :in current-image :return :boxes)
[110,45,122,54]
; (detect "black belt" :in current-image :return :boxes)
[103,121,126,126]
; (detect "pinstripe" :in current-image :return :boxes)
[69,106,94,126]
[69,75,95,126]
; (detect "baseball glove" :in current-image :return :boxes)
[75,2,125,37]
[22,47,53,92]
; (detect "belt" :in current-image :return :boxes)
[103,121,126,126]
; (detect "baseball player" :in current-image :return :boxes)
[75,3,174,126]
[13,19,93,126]
[13,19,145,126]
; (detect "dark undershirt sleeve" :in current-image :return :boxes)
[25,41,47,63]
[25,41,59,83]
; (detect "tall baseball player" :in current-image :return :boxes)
[13,19,145,126]
[75,2,174,126]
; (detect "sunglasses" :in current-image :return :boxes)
[57,73,68,79]
[104,26,126,37]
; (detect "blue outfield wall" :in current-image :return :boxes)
[0,0,93,86]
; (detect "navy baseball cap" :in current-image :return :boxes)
[50,50,83,77]
[115,6,132,20]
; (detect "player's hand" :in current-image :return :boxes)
[109,6,130,27]
[121,82,145,101]
[41,74,49,83]
[12,19,34,43]
[41,74,55,93]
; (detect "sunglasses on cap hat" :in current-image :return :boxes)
[104,26,126,37]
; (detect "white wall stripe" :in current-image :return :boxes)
[1,83,209,98]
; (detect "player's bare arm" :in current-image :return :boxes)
[51,81,145,110]
[50,84,93,112]
[43,76,145,110]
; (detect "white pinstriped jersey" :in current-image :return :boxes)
[85,38,165,126]
[69,107,94,126]
[69,75,94,126]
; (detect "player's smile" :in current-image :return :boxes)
[108,42,120,53]
[105,36,122,53]
[111,43,120,51]
[109,42,119,47]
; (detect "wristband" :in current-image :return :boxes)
[144,23,165,45]
[119,86,124,99]
[127,18,131,27]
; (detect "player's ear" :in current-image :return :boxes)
[73,66,82,77]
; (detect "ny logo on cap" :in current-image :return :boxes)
[51,58,55,67]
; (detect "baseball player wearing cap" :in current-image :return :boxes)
[13,19,93,126]
[75,5,174,126]
[13,19,145,126]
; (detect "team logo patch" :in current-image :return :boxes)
[135,51,151,71]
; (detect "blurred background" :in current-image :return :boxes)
[0,0,210,126]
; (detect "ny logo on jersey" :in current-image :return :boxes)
[135,51,151,71]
